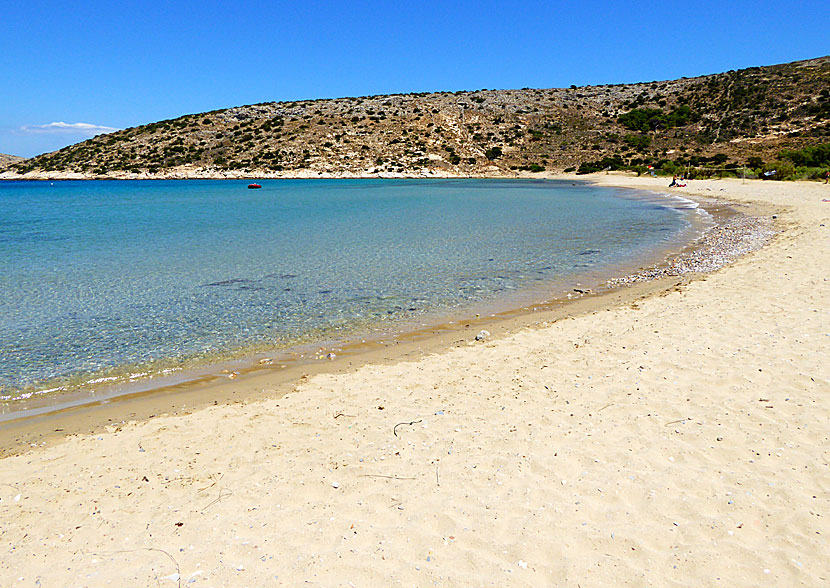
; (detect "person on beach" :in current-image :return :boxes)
[825,170,829,184]
[669,175,678,187]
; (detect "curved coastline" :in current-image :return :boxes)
[2,175,827,587]
[0,179,706,423]
[1,177,771,438]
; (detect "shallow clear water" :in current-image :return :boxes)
[0,179,691,399]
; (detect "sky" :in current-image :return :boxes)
[1,0,828,158]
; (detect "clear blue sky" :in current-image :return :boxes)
[2,0,828,157]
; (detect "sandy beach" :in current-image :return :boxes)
[1,174,828,586]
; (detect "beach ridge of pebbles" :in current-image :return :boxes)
[607,212,776,287]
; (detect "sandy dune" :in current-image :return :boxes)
[1,175,828,586]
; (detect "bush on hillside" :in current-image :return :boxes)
[778,143,830,167]
[623,134,651,151]
[485,146,503,160]
[618,105,696,132]
[576,155,625,174]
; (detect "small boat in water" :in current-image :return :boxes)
[248,183,262,189]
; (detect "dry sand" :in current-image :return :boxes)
[1,175,828,586]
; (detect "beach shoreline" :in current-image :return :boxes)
[1,177,765,447]
[1,174,828,586]
[0,168,507,181]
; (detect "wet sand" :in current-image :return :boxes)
[0,181,745,451]
[1,175,828,586]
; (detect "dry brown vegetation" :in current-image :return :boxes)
[0,153,24,169]
[7,56,830,178]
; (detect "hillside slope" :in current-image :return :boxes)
[4,56,829,179]
[0,153,25,169]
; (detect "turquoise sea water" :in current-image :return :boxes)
[0,179,695,403]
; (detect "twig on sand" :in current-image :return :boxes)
[162,476,196,486]
[202,487,233,511]
[334,413,356,419]
[597,402,615,412]
[663,418,687,427]
[197,473,223,493]
[360,474,416,480]
[198,473,232,511]
[82,547,181,588]
[436,465,440,487]
[393,419,423,437]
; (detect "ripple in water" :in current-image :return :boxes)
[0,179,694,399]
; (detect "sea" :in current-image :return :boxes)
[0,179,705,415]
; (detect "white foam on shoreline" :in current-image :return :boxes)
[86,376,119,384]
[2,181,704,412]
[0,385,66,402]
[657,191,701,210]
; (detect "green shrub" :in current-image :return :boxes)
[664,104,695,127]
[746,156,764,169]
[778,144,830,167]
[803,167,829,180]
[485,146,503,160]
[576,155,625,174]
[623,134,651,150]
[658,161,681,175]
[764,160,795,180]
[617,108,664,132]
[618,105,696,132]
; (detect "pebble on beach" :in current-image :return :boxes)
[606,213,775,287]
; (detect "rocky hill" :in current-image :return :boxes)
[4,56,829,179]
[0,153,24,169]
